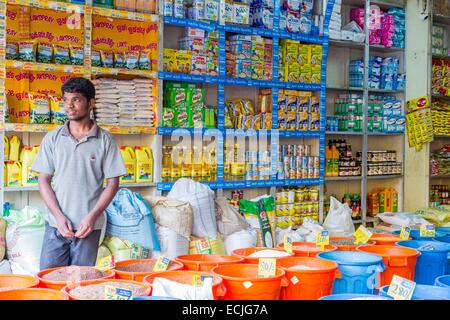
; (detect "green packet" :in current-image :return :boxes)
[54,44,70,65]
[240,196,275,248]
[37,43,53,63]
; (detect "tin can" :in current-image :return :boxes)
[275,205,283,216]
[310,189,319,202]
[279,191,288,204]
[308,156,314,168]
[289,157,297,179]
[280,145,287,157]
[297,145,305,157]
[313,156,320,169]
[287,190,295,203]
[280,204,288,216]
[301,203,308,214]
[314,167,320,178]
[305,145,311,156]
[302,167,308,179]
[295,189,306,202]
[278,161,285,179]
[294,203,302,215]
[313,214,319,222]
[306,201,313,214]
[287,204,295,216]
[308,167,314,179]
[292,145,297,157]
[302,156,308,169]
[286,145,294,156]
[296,166,302,179]
[313,202,319,213]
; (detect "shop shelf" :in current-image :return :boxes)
[325,176,362,181]
[159,71,219,83]
[367,132,404,136]
[4,123,156,134]
[430,175,450,179]
[91,67,157,78]
[4,182,156,192]
[326,131,363,136]
[433,14,450,25]
[367,174,403,180]
[326,85,363,92]
[352,220,362,224]
[342,0,405,10]
[4,186,39,192]
[6,0,85,14]
[278,131,321,138]
[6,60,85,74]
[368,88,405,94]
[434,135,450,139]
[163,16,216,31]
[432,95,450,101]
[276,30,324,44]
[92,6,158,22]
[158,127,218,136]
[432,54,450,60]
[365,217,378,223]
[329,40,404,53]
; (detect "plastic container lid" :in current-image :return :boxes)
[396,240,450,253]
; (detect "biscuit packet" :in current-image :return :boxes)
[28,92,51,124]
[19,40,36,62]
[125,51,139,69]
[91,50,102,67]
[138,50,151,70]
[69,45,84,65]
[54,44,70,64]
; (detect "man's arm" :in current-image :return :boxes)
[38,173,75,237]
[74,177,119,239]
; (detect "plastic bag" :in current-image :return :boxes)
[0,260,12,274]
[105,188,160,252]
[0,216,6,261]
[189,233,225,255]
[223,228,257,255]
[102,235,150,263]
[275,227,305,246]
[168,178,217,239]
[155,225,189,259]
[151,277,214,300]
[5,206,45,275]
[323,197,355,237]
[215,197,249,237]
[376,212,431,228]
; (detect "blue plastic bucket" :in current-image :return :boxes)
[397,240,450,285]
[133,296,181,300]
[435,275,450,288]
[392,229,446,240]
[379,284,450,300]
[320,294,392,300]
[317,251,385,295]
[434,235,450,274]
[436,227,450,236]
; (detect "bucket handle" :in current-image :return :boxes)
[389,257,408,267]
[216,283,227,297]
[334,269,343,279]
[281,277,290,287]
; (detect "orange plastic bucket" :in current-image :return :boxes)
[114,259,184,282]
[0,274,40,291]
[211,263,288,300]
[37,267,115,291]
[277,257,340,300]
[370,233,409,245]
[61,279,151,300]
[357,245,421,287]
[276,242,338,257]
[231,247,293,264]
[329,237,375,251]
[143,271,226,300]
[0,288,69,300]
[176,254,244,272]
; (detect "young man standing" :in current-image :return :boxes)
[32,77,126,269]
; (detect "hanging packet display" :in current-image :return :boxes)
[49,95,68,125]
[37,43,53,63]
[114,52,126,68]
[28,92,51,124]
[69,45,84,65]
[125,51,139,69]
[138,50,152,70]
[6,43,18,60]
[100,51,114,68]
[18,41,36,62]
[53,45,70,65]
[91,50,102,67]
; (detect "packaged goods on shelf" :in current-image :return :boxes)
[328,0,342,40]
[432,25,447,56]
[119,146,154,183]
[276,143,319,180]
[406,96,434,151]
[367,188,399,217]
[430,144,450,177]
[92,78,156,127]
[431,100,450,136]
[416,205,450,227]
[226,35,272,80]
[433,0,450,17]
[164,29,218,76]
[274,186,319,228]
[277,90,320,131]
[92,0,157,12]
[163,82,215,128]
[225,90,271,129]
[431,58,450,96]
[162,144,217,182]
[430,185,450,207]
[362,149,403,176]
[325,139,361,177]
[228,189,244,210]
[223,144,272,181]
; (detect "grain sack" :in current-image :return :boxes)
[102,235,150,263]
[105,188,160,252]
[189,233,225,255]
[168,178,217,239]
[155,225,189,259]
[223,228,257,255]
[96,245,112,265]
[215,197,249,237]
[144,196,193,239]
[0,260,11,274]
[0,216,6,261]
[5,206,45,276]
[323,197,355,237]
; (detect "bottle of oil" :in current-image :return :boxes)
[181,146,192,179]
[201,146,211,181]
[162,145,173,182]
[210,148,217,181]
[171,145,182,182]
[191,145,202,181]
[224,143,231,181]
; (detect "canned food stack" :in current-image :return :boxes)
[364,150,402,176]
[326,139,361,177]
[277,144,320,180]
[278,90,320,131]
[275,186,320,229]
[429,185,450,207]
[245,150,272,181]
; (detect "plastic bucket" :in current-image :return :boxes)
[329,237,375,251]
[133,296,181,300]
[434,275,450,288]
[277,256,339,300]
[142,271,226,300]
[317,251,385,295]
[397,240,450,285]
[114,259,184,282]
[392,229,446,240]
[211,264,288,300]
[370,233,406,245]
[276,242,338,257]
[320,294,392,300]
[37,267,115,291]
[434,235,450,274]
[176,254,244,272]
[356,245,420,287]
[0,288,69,300]
[379,284,450,300]
[61,279,151,300]
[231,247,293,264]
[436,227,450,236]
[0,275,40,291]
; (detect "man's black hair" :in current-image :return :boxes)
[61,77,96,101]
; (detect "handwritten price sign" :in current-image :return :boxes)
[153,256,170,272]
[420,224,435,237]
[400,225,411,240]
[387,275,415,300]
[258,258,276,277]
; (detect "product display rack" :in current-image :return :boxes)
[325,0,406,225]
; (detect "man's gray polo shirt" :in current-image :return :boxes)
[31,121,127,230]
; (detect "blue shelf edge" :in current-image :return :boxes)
[158,127,322,137]
[157,178,321,191]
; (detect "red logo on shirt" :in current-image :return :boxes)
[90,155,96,161]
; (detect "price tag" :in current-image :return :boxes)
[400,225,411,240]
[95,255,115,271]
[152,256,170,272]
[387,275,415,300]
[104,285,133,300]
[353,226,373,245]
[283,235,293,254]
[192,275,213,286]
[420,224,435,237]
[315,230,329,250]
[258,258,276,277]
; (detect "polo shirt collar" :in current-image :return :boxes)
[61,121,99,139]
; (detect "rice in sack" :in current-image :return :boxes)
[37,43,53,63]
[28,92,50,124]
[42,266,108,282]
[49,95,68,125]
[125,51,139,70]
[6,42,18,60]
[100,51,114,68]
[91,50,102,67]
[69,45,84,65]
[114,52,126,69]
[53,45,70,65]
[138,50,152,70]
[69,281,149,300]
[18,40,36,62]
